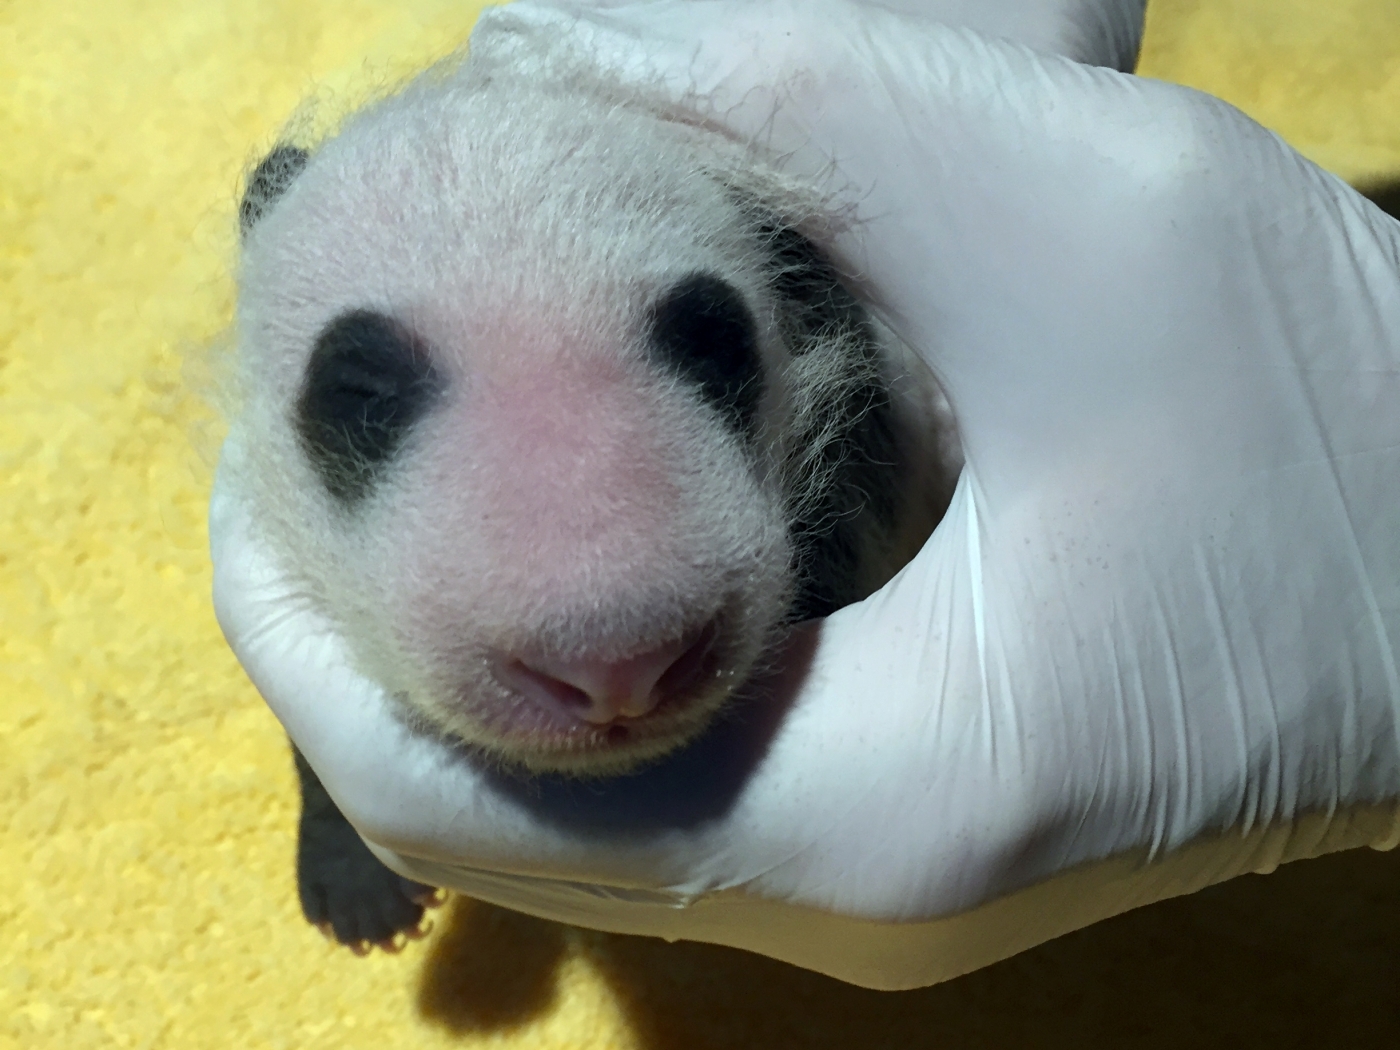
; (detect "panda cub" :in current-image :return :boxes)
[231,30,959,949]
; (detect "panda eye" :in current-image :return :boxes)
[648,273,763,437]
[296,309,444,504]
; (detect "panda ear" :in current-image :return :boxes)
[731,198,869,356]
[239,144,309,239]
[722,188,865,341]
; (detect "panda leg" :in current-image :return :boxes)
[292,742,443,952]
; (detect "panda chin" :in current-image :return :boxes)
[461,689,737,780]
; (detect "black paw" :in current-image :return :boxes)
[293,745,442,952]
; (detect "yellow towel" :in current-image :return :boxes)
[3,2,1397,1047]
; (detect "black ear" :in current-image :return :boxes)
[240,144,309,239]
[754,218,869,350]
[723,188,871,353]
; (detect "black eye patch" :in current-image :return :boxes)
[648,273,763,438]
[296,310,444,504]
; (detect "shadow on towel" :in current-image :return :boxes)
[1359,177,1400,219]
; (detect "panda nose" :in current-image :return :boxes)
[502,625,718,726]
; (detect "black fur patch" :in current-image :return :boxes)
[292,745,436,947]
[757,222,903,621]
[648,273,763,437]
[761,222,869,345]
[240,144,309,238]
[296,310,444,504]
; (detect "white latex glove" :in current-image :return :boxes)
[211,0,1400,989]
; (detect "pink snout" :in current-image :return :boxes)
[499,623,719,727]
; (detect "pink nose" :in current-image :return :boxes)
[500,625,717,726]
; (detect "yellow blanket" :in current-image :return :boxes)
[3,2,1397,1046]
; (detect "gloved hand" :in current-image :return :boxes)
[211,0,1400,989]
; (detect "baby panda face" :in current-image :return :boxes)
[232,72,846,775]
[231,33,955,777]
[294,283,790,774]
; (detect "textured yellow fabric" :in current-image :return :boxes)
[2,2,1398,1047]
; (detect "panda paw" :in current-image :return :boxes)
[297,805,444,954]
